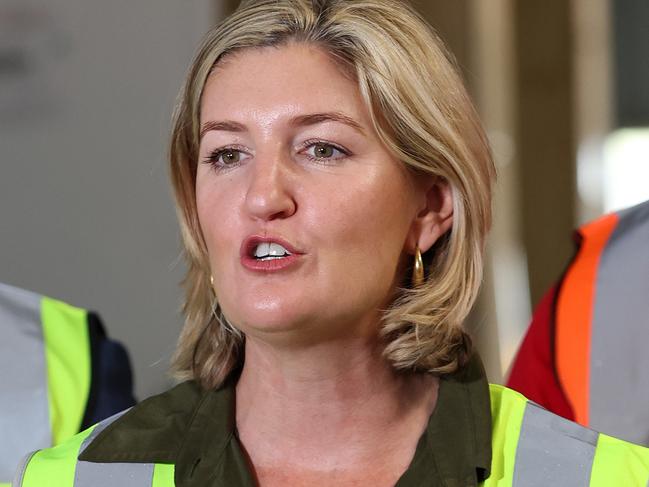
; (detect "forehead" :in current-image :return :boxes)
[200,43,368,124]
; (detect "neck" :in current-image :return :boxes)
[235,334,439,473]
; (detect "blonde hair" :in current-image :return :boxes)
[170,0,495,389]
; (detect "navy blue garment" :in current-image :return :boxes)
[81,313,137,429]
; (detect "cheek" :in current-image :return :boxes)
[315,171,414,277]
[195,181,216,248]
[335,170,413,238]
[195,174,238,266]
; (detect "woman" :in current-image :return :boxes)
[14,1,649,486]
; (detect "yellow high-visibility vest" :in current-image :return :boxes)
[1,283,91,487]
[15,385,649,486]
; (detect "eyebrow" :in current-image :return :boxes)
[199,120,246,139]
[199,111,365,140]
[290,112,365,135]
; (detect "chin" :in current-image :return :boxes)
[224,298,314,336]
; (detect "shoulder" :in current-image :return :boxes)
[80,380,205,462]
[486,385,649,485]
[14,382,204,487]
[14,422,98,487]
[582,198,649,236]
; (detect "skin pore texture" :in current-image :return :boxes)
[196,43,453,486]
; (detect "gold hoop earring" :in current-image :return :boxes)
[412,246,424,287]
[210,275,214,286]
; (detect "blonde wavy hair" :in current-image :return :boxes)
[170,0,495,389]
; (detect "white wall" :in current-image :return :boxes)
[0,0,217,399]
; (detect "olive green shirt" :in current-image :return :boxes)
[80,355,492,486]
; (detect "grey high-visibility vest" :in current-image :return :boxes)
[13,384,649,486]
[554,199,649,445]
[0,283,91,486]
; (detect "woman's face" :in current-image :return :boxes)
[196,43,425,344]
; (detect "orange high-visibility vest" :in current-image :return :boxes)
[555,199,649,444]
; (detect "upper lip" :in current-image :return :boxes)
[240,235,304,258]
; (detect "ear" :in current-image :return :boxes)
[407,177,454,254]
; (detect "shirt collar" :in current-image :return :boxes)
[80,354,491,486]
[396,352,492,486]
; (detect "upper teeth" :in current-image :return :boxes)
[254,242,291,258]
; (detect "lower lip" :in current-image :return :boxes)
[241,254,303,272]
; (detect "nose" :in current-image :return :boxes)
[244,152,297,221]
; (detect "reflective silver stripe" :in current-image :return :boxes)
[74,410,154,487]
[589,200,649,445]
[512,402,598,486]
[0,283,50,483]
[11,451,37,487]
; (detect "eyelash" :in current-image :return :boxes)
[299,139,351,164]
[202,145,249,171]
[202,140,351,171]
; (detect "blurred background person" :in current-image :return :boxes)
[0,282,135,487]
[508,198,649,445]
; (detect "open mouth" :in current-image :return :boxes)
[253,242,293,261]
[241,236,302,271]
